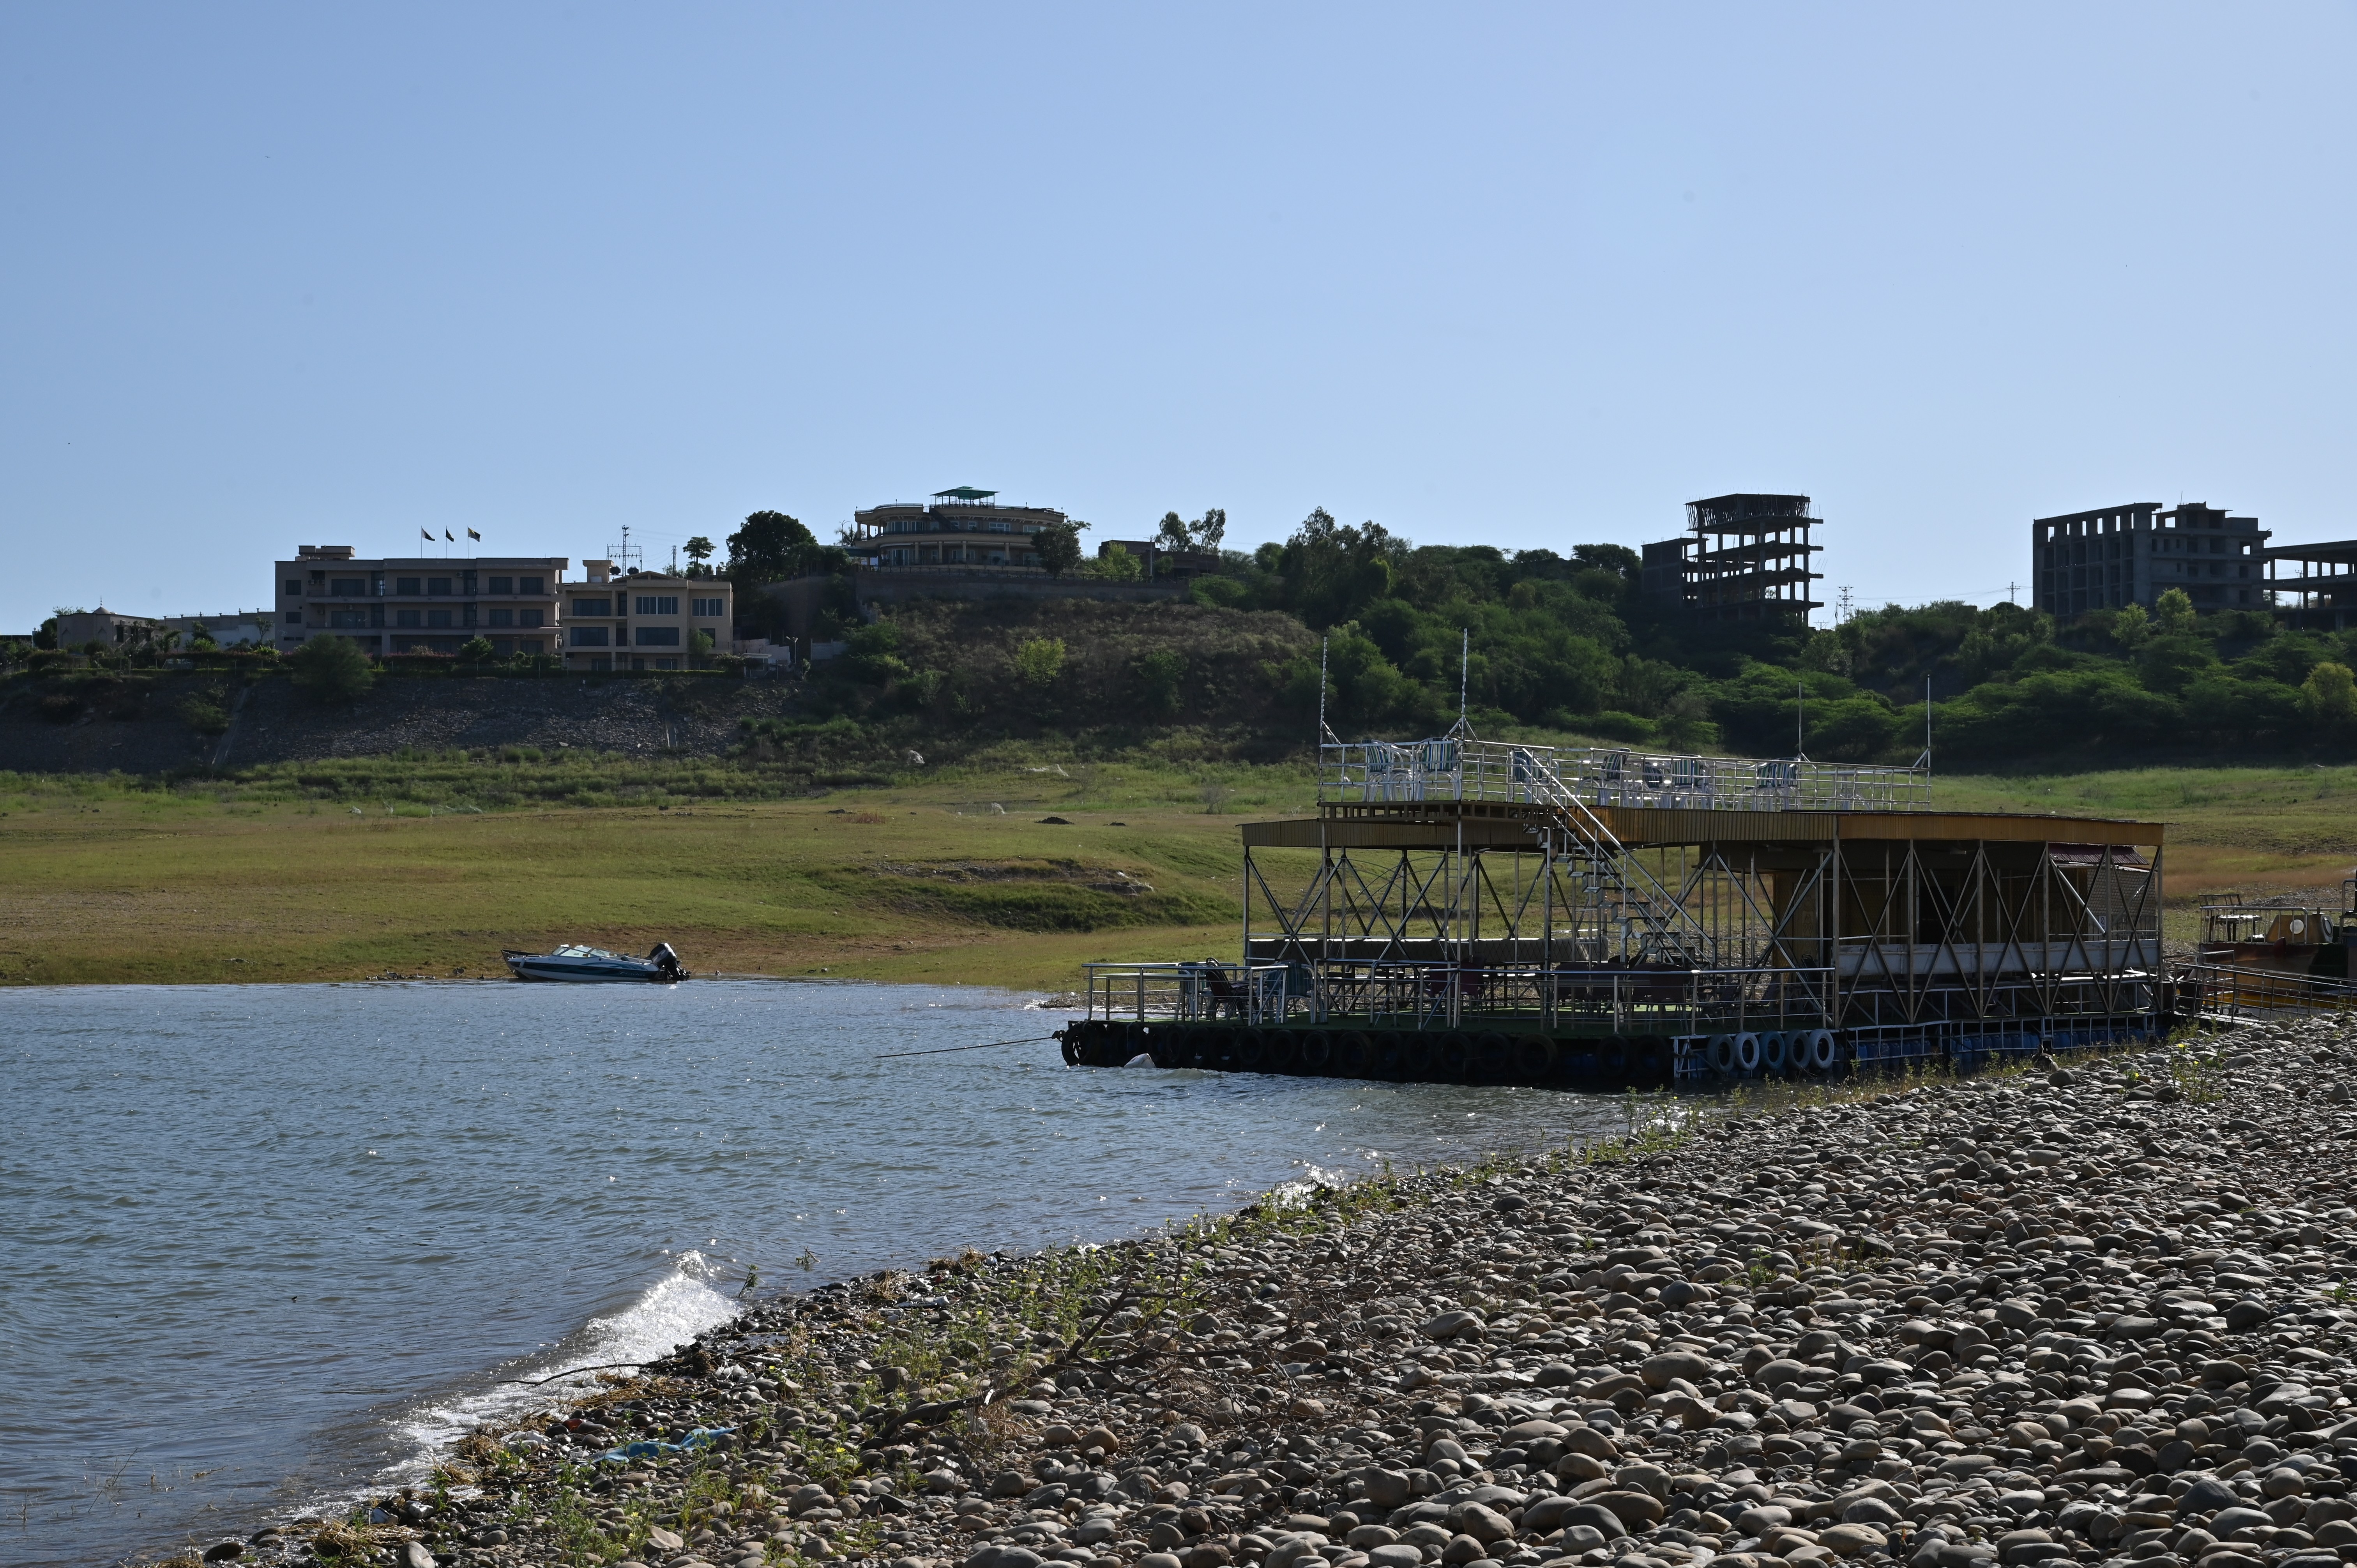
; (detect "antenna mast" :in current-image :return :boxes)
[1919,675,1934,778]
[1316,636,1339,746]
[1446,628,1472,738]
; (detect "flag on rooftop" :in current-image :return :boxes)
[467,528,481,541]
[445,530,455,541]
[420,528,432,541]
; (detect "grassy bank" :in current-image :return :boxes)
[4,756,2354,988]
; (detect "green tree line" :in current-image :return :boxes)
[1173,509,2357,761]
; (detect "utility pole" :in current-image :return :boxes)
[2007,581,2020,607]
[1835,586,1854,625]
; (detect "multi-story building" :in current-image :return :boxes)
[561,561,731,672]
[1640,493,1822,623]
[2030,502,2270,619]
[845,487,1072,573]
[273,545,569,657]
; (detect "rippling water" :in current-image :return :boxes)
[3,980,1636,1566]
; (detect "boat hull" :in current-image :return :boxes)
[504,955,677,983]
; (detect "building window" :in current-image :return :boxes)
[284,610,303,624]
[654,657,680,670]
[487,608,514,627]
[587,654,611,672]
[285,579,302,595]
[634,595,679,616]
[691,597,726,616]
[517,638,543,654]
[490,636,515,655]
[328,609,368,628]
[519,576,544,594]
[396,609,422,628]
[397,577,422,595]
[427,609,454,629]
[427,576,452,595]
[572,626,610,647]
[488,576,514,594]
[332,578,365,597]
[518,609,543,628]
[634,626,682,646]
[572,597,611,616]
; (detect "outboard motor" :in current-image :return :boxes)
[647,942,686,981]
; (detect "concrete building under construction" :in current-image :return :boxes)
[2030,501,2270,618]
[1641,494,1822,623]
[1058,735,2167,1087]
[2264,538,2357,630]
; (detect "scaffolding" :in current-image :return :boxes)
[1079,736,2167,1079]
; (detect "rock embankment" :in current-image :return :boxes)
[228,1015,2357,1568]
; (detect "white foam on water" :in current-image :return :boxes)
[380,1250,740,1485]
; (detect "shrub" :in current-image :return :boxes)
[1134,650,1185,715]
[1014,637,1067,687]
[287,636,375,703]
[2304,661,2357,725]
[179,693,231,735]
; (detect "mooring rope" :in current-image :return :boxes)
[872,1033,1057,1060]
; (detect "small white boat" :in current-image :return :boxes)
[503,943,690,983]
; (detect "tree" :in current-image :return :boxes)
[2109,602,2151,651]
[1034,522,1084,579]
[683,535,716,577]
[188,622,219,652]
[1088,543,1142,582]
[1192,507,1226,550]
[1013,636,1067,687]
[726,511,832,584]
[2304,661,2357,725]
[288,635,375,702]
[456,636,497,664]
[1278,507,1400,629]
[2154,586,2199,637]
[1572,542,1640,579]
[1154,512,1191,553]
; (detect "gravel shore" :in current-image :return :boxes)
[225,1013,2357,1568]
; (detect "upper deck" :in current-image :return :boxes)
[1259,738,2163,851]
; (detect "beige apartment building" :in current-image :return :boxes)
[562,561,732,672]
[274,545,569,657]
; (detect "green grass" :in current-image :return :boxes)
[4,751,2351,989]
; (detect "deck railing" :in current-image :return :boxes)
[1318,738,1930,813]
[1083,959,1840,1033]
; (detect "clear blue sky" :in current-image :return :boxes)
[4,4,2352,632]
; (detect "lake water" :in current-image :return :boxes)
[2,980,1636,1567]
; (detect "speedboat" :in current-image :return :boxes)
[503,943,690,983]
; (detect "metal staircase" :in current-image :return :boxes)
[1505,746,1712,967]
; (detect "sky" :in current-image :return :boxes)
[3,3,2353,632]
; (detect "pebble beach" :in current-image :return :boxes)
[201,1014,2357,1568]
